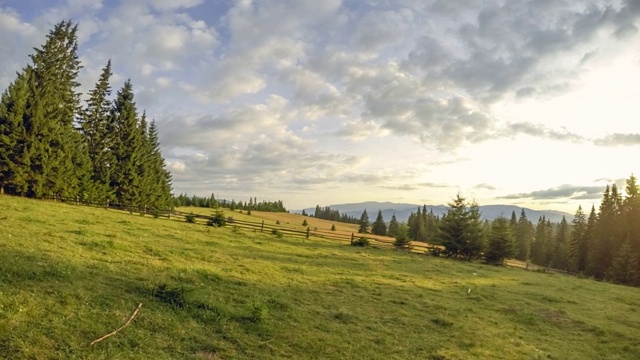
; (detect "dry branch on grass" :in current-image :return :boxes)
[90,303,143,346]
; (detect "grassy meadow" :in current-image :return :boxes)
[1,196,640,359]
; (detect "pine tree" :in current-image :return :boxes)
[606,239,639,286]
[569,206,588,272]
[371,210,387,236]
[515,209,533,261]
[552,216,570,270]
[509,210,517,229]
[589,185,618,279]
[358,209,370,234]
[0,72,30,195]
[80,60,115,201]
[531,216,550,266]
[388,214,399,237]
[110,80,144,206]
[24,21,86,197]
[622,175,640,278]
[485,217,515,265]
[437,194,484,260]
[393,224,411,249]
[141,119,172,209]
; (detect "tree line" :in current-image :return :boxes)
[0,21,172,210]
[173,193,288,213]
[301,205,359,224]
[353,176,640,286]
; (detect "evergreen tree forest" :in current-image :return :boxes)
[0,21,172,209]
[419,177,640,287]
[172,193,287,213]
[308,205,359,224]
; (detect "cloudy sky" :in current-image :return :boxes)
[1,0,639,212]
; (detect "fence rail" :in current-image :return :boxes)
[43,195,413,251]
[24,194,575,274]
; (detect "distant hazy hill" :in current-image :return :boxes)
[294,201,573,223]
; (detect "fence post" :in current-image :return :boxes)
[351,233,354,245]
[261,220,264,232]
[306,227,310,239]
[105,200,109,209]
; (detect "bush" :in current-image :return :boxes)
[185,213,197,223]
[352,237,370,247]
[302,219,308,226]
[276,220,281,225]
[331,224,336,231]
[207,208,226,227]
[271,229,284,238]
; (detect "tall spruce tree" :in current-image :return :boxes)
[80,60,115,201]
[110,80,144,206]
[553,216,570,270]
[569,206,588,272]
[0,73,30,195]
[358,209,370,233]
[371,210,387,236]
[388,214,399,237]
[145,120,173,209]
[515,209,534,261]
[437,194,484,260]
[606,239,639,286]
[485,217,515,265]
[24,20,86,197]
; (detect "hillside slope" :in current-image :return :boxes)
[1,196,639,359]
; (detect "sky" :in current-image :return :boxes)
[1,0,639,212]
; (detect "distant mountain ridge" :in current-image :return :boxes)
[293,201,573,223]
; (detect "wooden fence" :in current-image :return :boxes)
[43,195,421,252]
[33,195,574,274]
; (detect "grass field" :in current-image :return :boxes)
[1,196,640,359]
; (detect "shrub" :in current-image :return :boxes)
[302,219,308,226]
[207,208,226,227]
[352,237,370,247]
[331,224,336,231]
[185,213,197,223]
[276,220,281,225]
[271,229,284,238]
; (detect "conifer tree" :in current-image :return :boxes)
[590,185,618,279]
[393,224,411,249]
[485,217,515,265]
[606,239,639,286]
[531,216,550,266]
[24,20,86,197]
[569,206,588,272]
[553,216,570,270]
[371,210,387,236]
[110,80,143,206]
[358,209,370,233]
[80,60,115,201]
[388,214,399,237]
[509,210,517,229]
[515,209,534,261]
[0,73,30,195]
[437,194,484,260]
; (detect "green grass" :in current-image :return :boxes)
[1,196,640,359]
